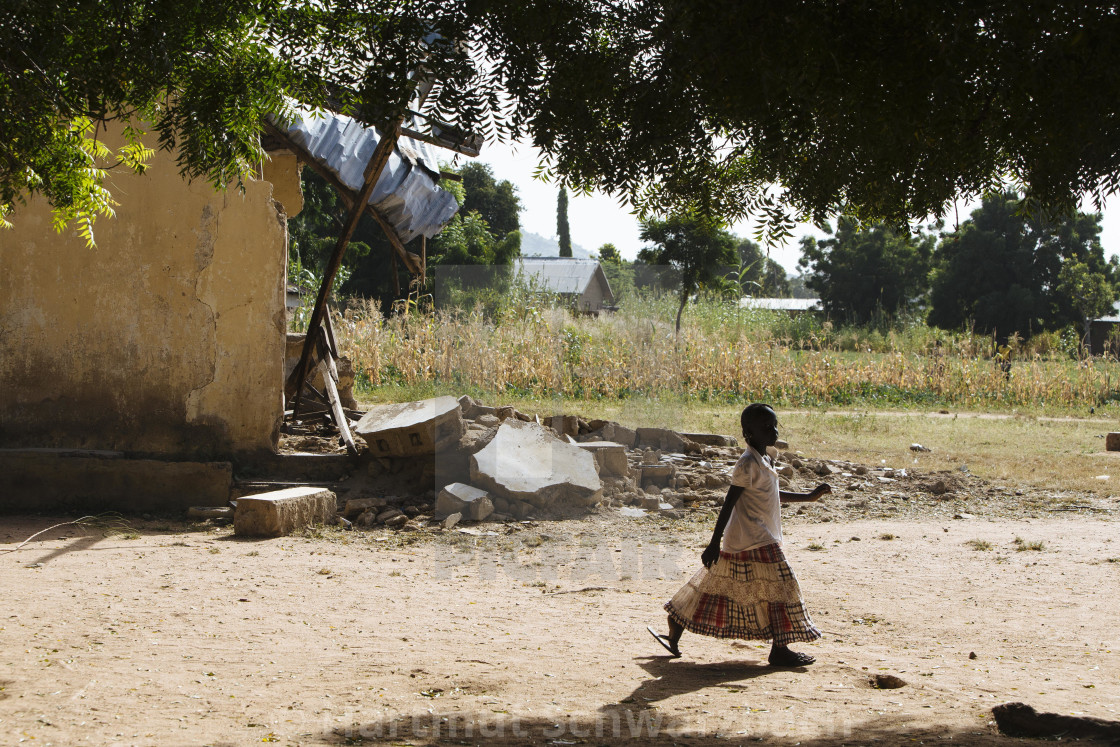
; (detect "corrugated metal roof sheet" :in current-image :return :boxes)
[275,106,459,244]
[514,257,610,298]
[738,297,822,311]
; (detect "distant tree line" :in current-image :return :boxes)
[798,192,1117,341]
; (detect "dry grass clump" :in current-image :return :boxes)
[331,294,1120,411]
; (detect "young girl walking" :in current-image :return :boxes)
[649,403,830,666]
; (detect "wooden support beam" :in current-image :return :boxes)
[288,118,402,418]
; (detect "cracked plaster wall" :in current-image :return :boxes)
[0,129,302,458]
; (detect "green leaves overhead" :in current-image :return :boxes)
[7,1,1120,241]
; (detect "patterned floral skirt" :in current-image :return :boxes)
[664,543,821,646]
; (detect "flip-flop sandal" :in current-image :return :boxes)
[646,626,681,658]
[768,649,815,667]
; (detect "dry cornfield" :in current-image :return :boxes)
[331,295,1120,410]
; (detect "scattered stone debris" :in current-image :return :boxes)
[993,702,1120,741]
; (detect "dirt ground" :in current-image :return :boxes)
[2,500,1118,746]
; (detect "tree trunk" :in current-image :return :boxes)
[675,292,687,334]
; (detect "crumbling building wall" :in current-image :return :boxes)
[0,127,303,459]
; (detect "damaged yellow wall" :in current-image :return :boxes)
[0,133,303,458]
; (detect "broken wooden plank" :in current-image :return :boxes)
[316,328,358,456]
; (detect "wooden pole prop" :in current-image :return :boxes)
[289,119,402,418]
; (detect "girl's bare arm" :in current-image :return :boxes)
[701,485,744,567]
[779,483,832,503]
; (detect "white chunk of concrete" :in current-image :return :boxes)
[470,421,601,509]
[234,487,336,538]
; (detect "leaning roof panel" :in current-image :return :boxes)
[275,106,459,244]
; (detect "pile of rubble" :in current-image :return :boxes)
[324,394,755,529]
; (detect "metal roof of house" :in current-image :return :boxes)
[738,297,822,312]
[1093,300,1120,323]
[273,106,459,244]
[514,257,614,301]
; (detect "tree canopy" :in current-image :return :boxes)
[798,219,935,324]
[8,1,1120,241]
[459,162,520,238]
[928,192,1116,338]
[637,214,737,332]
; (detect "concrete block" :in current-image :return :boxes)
[1107,432,1120,451]
[576,441,631,477]
[355,396,464,457]
[469,495,494,521]
[234,487,336,537]
[639,463,675,488]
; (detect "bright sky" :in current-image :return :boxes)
[474,140,1120,275]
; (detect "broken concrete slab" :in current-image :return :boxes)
[544,414,580,440]
[354,396,464,457]
[470,420,602,510]
[435,482,492,518]
[234,487,336,537]
[576,441,630,477]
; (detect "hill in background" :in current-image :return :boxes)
[520,231,594,259]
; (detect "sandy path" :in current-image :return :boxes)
[1,513,1117,746]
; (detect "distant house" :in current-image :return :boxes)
[514,257,616,313]
[738,297,822,314]
[1089,301,1120,356]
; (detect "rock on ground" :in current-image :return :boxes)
[234,487,336,538]
[435,482,492,519]
[470,421,602,510]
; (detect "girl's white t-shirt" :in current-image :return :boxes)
[722,444,782,552]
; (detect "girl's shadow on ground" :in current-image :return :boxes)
[611,655,799,709]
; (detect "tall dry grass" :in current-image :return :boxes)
[330,293,1120,410]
